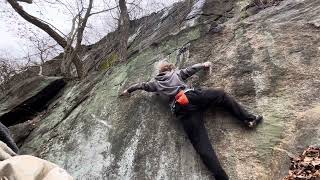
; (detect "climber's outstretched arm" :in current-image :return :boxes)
[120,81,157,96]
[178,62,212,80]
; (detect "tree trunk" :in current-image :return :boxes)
[72,0,93,78]
[62,49,83,78]
[61,48,73,77]
[118,0,130,62]
[73,56,84,78]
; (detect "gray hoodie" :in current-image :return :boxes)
[127,63,206,98]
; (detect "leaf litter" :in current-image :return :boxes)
[283,146,320,180]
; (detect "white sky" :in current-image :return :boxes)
[0,0,179,60]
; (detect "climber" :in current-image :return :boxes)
[120,61,263,180]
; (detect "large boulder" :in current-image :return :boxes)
[12,0,320,179]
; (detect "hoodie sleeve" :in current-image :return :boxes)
[126,81,157,93]
[177,63,206,80]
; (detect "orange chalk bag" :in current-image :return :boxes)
[175,90,189,106]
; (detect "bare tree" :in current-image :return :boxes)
[0,51,29,93]
[60,0,94,78]
[118,0,130,62]
[26,34,61,75]
[5,0,116,78]
[0,58,18,91]
[33,39,59,65]
[3,0,180,77]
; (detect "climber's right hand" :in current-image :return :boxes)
[203,61,212,74]
[203,61,212,68]
[119,89,130,97]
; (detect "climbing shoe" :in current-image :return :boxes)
[245,115,263,128]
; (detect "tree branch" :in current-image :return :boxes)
[16,0,32,4]
[7,0,68,48]
[89,6,118,17]
[76,0,93,48]
[127,2,143,10]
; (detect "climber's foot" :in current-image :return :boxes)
[245,115,263,128]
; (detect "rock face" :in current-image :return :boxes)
[2,0,320,179]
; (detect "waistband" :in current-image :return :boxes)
[183,88,194,93]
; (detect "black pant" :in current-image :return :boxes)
[174,88,254,180]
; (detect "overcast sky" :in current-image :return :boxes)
[0,0,179,61]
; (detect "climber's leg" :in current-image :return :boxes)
[187,89,262,126]
[178,110,229,180]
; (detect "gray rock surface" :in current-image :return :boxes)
[1,0,320,179]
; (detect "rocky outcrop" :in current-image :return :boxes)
[0,76,65,126]
[1,0,320,179]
